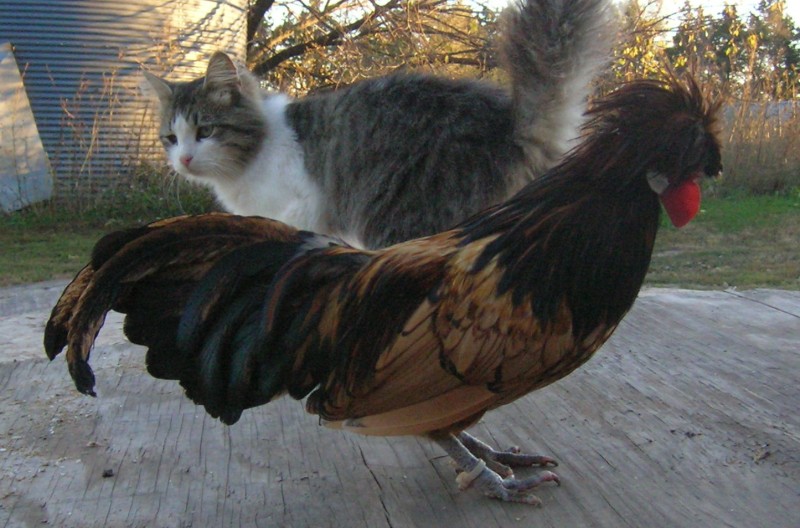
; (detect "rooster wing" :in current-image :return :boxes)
[274,233,611,438]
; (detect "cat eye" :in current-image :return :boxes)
[162,134,178,145]
[196,126,215,140]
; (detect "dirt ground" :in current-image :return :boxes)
[0,281,798,527]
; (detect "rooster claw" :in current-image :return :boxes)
[458,431,558,474]
[496,446,559,468]
[459,462,560,505]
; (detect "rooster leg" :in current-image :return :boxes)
[458,431,558,477]
[434,433,560,505]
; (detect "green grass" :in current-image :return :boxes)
[1,172,216,287]
[1,192,798,290]
[647,192,800,289]
[0,224,105,287]
[0,207,116,286]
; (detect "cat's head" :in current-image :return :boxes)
[142,52,266,183]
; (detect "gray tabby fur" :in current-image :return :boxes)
[142,0,616,248]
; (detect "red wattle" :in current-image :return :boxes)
[660,180,701,228]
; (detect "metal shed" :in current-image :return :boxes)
[0,0,247,206]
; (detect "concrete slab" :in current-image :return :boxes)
[0,283,798,527]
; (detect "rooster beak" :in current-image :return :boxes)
[646,172,670,195]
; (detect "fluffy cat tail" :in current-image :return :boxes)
[501,0,617,178]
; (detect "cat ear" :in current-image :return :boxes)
[205,52,240,90]
[203,51,259,101]
[140,70,173,108]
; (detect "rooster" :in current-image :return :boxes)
[45,76,722,505]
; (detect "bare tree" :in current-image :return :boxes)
[245,0,499,92]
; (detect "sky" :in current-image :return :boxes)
[479,0,800,27]
[653,0,799,26]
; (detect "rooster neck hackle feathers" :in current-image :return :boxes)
[461,76,722,339]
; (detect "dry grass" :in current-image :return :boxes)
[718,91,800,195]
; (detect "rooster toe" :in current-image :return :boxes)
[463,465,560,505]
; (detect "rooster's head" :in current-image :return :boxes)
[587,75,723,228]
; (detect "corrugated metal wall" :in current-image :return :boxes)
[0,0,247,199]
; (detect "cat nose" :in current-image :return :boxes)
[180,154,193,168]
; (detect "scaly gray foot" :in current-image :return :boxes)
[458,431,558,477]
[435,432,560,505]
[457,460,560,505]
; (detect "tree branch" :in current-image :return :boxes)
[251,0,405,76]
[248,0,277,49]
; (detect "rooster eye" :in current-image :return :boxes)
[162,134,178,146]
[197,126,214,140]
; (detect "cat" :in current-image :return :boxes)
[142,0,616,249]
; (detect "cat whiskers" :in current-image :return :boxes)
[205,157,247,181]
[164,168,191,215]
